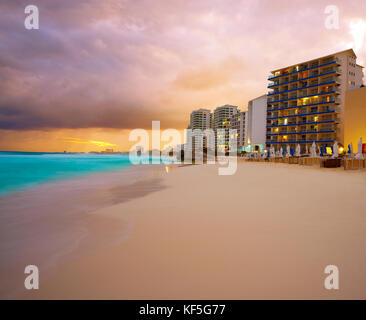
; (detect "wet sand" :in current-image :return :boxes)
[0,165,165,299]
[7,161,366,299]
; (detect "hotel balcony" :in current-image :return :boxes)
[268,66,342,89]
[266,132,338,145]
[267,114,339,125]
[267,93,340,106]
[267,111,339,126]
[266,97,340,112]
[267,57,341,81]
[268,104,340,116]
[268,80,341,96]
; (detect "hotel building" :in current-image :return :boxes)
[189,108,212,131]
[230,111,247,152]
[266,49,364,151]
[186,108,213,152]
[213,105,239,151]
[246,95,267,152]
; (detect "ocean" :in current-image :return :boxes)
[0,151,165,298]
[0,151,134,196]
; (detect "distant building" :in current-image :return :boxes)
[213,105,239,151]
[186,105,249,154]
[189,108,212,130]
[247,95,267,152]
[187,108,213,152]
[229,111,248,152]
[266,48,364,151]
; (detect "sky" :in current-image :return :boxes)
[0,0,365,152]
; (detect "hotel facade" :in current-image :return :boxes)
[266,49,364,151]
[186,108,213,152]
[246,95,267,152]
[229,111,247,152]
[212,105,239,151]
[186,105,246,153]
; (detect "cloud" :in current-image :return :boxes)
[0,0,365,137]
[173,57,245,91]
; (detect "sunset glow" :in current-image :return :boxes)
[0,0,365,152]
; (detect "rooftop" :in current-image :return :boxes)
[271,48,358,73]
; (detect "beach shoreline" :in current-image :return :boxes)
[0,163,166,299]
[12,161,366,300]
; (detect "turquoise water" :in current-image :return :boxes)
[0,151,136,196]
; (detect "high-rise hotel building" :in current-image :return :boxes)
[266,49,364,150]
[230,111,247,152]
[189,108,212,131]
[186,108,213,151]
[213,105,239,151]
[187,105,246,153]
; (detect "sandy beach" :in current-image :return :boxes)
[0,164,164,299]
[11,161,365,300]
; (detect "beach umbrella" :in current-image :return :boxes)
[295,144,301,157]
[286,145,291,157]
[348,143,353,154]
[331,141,339,159]
[310,141,317,158]
[356,137,363,159]
[320,146,324,157]
[270,146,275,158]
